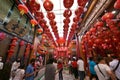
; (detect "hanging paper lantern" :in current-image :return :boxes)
[30,19,38,27]
[10,43,16,47]
[29,0,40,14]
[20,40,25,46]
[63,18,70,24]
[18,4,28,15]
[102,12,114,21]
[47,12,55,20]
[12,37,18,41]
[0,32,6,41]
[35,11,44,19]
[94,21,104,27]
[63,0,74,8]
[57,37,65,44]
[75,6,84,16]
[39,19,47,28]
[63,9,72,18]
[37,28,43,34]
[73,16,80,22]
[43,0,53,11]
[49,20,56,26]
[77,0,87,6]
[114,0,120,9]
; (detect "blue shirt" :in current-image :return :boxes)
[89,60,96,74]
[25,64,34,80]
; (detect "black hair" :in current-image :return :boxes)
[46,58,54,64]
[30,58,35,63]
[89,57,93,61]
[97,56,104,63]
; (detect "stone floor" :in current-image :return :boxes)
[35,67,90,80]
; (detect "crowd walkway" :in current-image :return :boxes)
[35,68,74,80]
[35,67,90,80]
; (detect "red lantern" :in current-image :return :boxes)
[63,9,72,18]
[18,4,28,15]
[114,0,120,9]
[47,12,55,20]
[63,0,74,8]
[37,28,43,34]
[39,19,47,28]
[20,40,25,46]
[43,0,53,11]
[102,12,114,21]
[49,20,56,26]
[0,32,6,41]
[57,37,65,44]
[73,16,80,22]
[35,11,44,19]
[10,43,16,47]
[30,19,38,27]
[75,6,84,16]
[63,18,70,23]
[12,37,18,41]
[94,21,104,27]
[77,0,87,6]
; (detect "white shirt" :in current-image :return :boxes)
[13,69,25,80]
[0,62,3,70]
[94,64,111,80]
[77,59,84,71]
[109,59,120,79]
[11,61,20,71]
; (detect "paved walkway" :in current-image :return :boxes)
[35,67,90,80]
[35,68,75,80]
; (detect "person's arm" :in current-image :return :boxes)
[106,70,116,80]
[105,65,116,80]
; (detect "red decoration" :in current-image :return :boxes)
[75,6,84,16]
[29,0,40,14]
[47,12,55,20]
[20,40,25,46]
[114,0,120,9]
[63,18,70,24]
[94,21,104,27]
[37,28,43,34]
[35,11,44,19]
[57,37,66,44]
[0,32,6,41]
[18,4,28,15]
[77,0,87,6]
[63,0,74,8]
[30,19,38,27]
[49,20,56,26]
[12,37,18,41]
[102,12,114,21]
[63,9,72,18]
[39,19,47,28]
[43,0,53,11]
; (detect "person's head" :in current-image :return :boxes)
[16,58,21,63]
[78,57,83,60]
[97,56,106,64]
[47,58,54,64]
[89,57,93,61]
[112,55,118,59]
[30,58,35,66]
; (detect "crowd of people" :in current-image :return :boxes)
[67,55,120,80]
[9,57,43,80]
[0,54,120,80]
